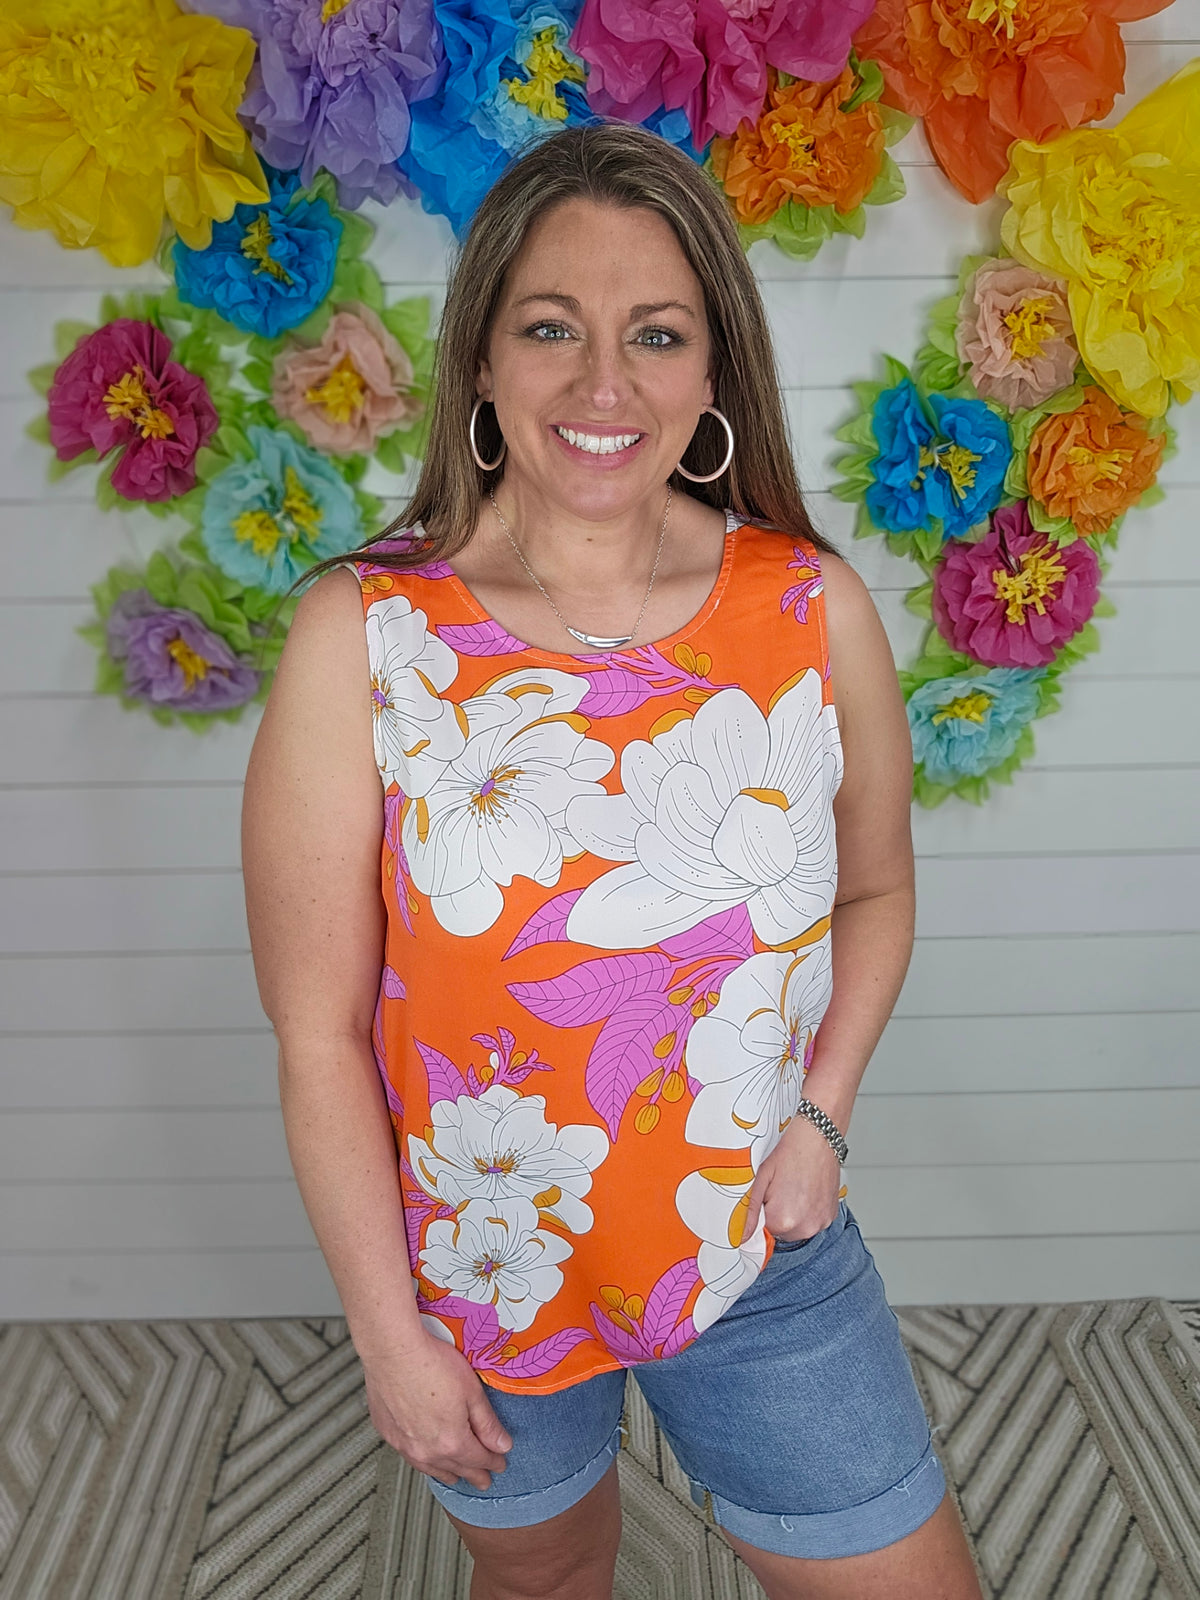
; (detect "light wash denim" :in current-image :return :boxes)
[423,1200,946,1559]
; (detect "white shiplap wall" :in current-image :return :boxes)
[2,16,1198,1318]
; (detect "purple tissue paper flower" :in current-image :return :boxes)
[106,590,260,713]
[198,0,447,208]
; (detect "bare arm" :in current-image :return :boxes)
[241,566,511,1488]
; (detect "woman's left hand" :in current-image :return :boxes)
[738,1114,845,1247]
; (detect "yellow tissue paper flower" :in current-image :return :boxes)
[999,56,1200,419]
[0,0,268,266]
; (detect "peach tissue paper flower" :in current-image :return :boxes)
[271,304,424,456]
[853,0,1173,203]
[1000,55,1200,419]
[1026,386,1165,536]
[955,258,1078,411]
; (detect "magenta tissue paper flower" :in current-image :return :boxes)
[198,0,446,208]
[47,320,219,503]
[932,501,1101,669]
[572,0,876,148]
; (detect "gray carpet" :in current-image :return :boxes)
[1,1300,1198,1599]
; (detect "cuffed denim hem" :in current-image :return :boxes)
[424,1418,624,1529]
[688,1430,946,1560]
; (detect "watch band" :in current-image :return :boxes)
[794,1097,849,1165]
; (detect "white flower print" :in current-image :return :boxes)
[684,939,833,1164]
[407,1083,609,1234]
[563,670,842,951]
[420,1196,573,1333]
[366,596,466,797]
[674,1166,767,1334]
[402,668,615,936]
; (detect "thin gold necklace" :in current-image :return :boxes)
[488,484,673,651]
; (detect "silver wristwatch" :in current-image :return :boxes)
[794,1098,849,1164]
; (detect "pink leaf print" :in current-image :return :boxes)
[382,965,407,1000]
[436,618,527,655]
[589,1305,654,1365]
[503,888,583,960]
[576,665,660,718]
[659,1316,698,1360]
[415,1038,470,1103]
[584,996,677,1139]
[508,952,672,1030]
[641,1258,701,1350]
[493,1326,595,1379]
[658,904,754,962]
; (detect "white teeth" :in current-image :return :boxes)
[556,427,642,455]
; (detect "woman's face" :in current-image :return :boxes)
[478,197,715,519]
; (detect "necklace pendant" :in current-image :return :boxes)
[565,626,633,650]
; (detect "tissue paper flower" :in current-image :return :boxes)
[1025,387,1165,536]
[106,588,260,712]
[271,303,424,455]
[955,259,1078,411]
[709,63,886,224]
[200,425,364,593]
[931,501,1100,668]
[999,56,1200,418]
[865,377,1012,540]
[173,170,342,338]
[196,0,445,209]
[0,0,267,265]
[853,0,1173,204]
[47,319,218,502]
[907,665,1045,785]
[573,0,876,150]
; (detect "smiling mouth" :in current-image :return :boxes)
[554,426,644,456]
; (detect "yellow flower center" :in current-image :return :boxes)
[1066,444,1134,484]
[916,441,981,500]
[232,466,322,557]
[321,0,352,18]
[472,764,524,817]
[991,542,1067,625]
[165,635,210,691]
[304,355,368,423]
[931,688,993,726]
[966,0,1023,38]
[103,366,175,440]
[1003,296,1057,361]
[240,214,294,285]
[503,27,586,121]
[473,1149,520,1176]
[767,112,818,170]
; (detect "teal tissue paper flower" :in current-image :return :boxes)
[907,667,1044,784]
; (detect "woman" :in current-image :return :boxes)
[242,123,984,1600]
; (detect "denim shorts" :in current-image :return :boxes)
[423,1200,946,1559]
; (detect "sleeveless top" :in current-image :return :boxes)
[347,510,844,1394]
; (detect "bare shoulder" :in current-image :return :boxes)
[258,565,372,735]
[814,544,900,734]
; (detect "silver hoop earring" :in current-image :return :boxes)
[676,405,734,483]
[469,396,506,472]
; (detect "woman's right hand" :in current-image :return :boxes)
[362,1331,514,1490]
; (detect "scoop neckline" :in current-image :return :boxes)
[428,510,743,664]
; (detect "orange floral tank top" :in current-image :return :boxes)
[349,510,843,1394]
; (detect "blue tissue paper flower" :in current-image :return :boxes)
[173,169,343,338]
[200,426,363,594]
[907,667,1044,785]
[865,378,1011,540]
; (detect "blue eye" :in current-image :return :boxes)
[523,321,682,347]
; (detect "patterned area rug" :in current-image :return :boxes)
[1,1301,1197,1599]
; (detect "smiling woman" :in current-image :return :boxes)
[241,122,984,1600]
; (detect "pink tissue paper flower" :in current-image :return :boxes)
[932,500,1100,668]
[573,0,876,149]
[271,303,424,455]
[955,259,1078,412]
[47,319,218,502]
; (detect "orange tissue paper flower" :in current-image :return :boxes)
[0,0,268,266]
[852,0,1174,203]
[709,64,887,225]
[1026,386,1165,534]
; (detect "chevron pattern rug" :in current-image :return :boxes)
[1,1300,1198,1600]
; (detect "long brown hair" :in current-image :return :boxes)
[293,118,832,596]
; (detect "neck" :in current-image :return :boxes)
[487,480,674,593]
